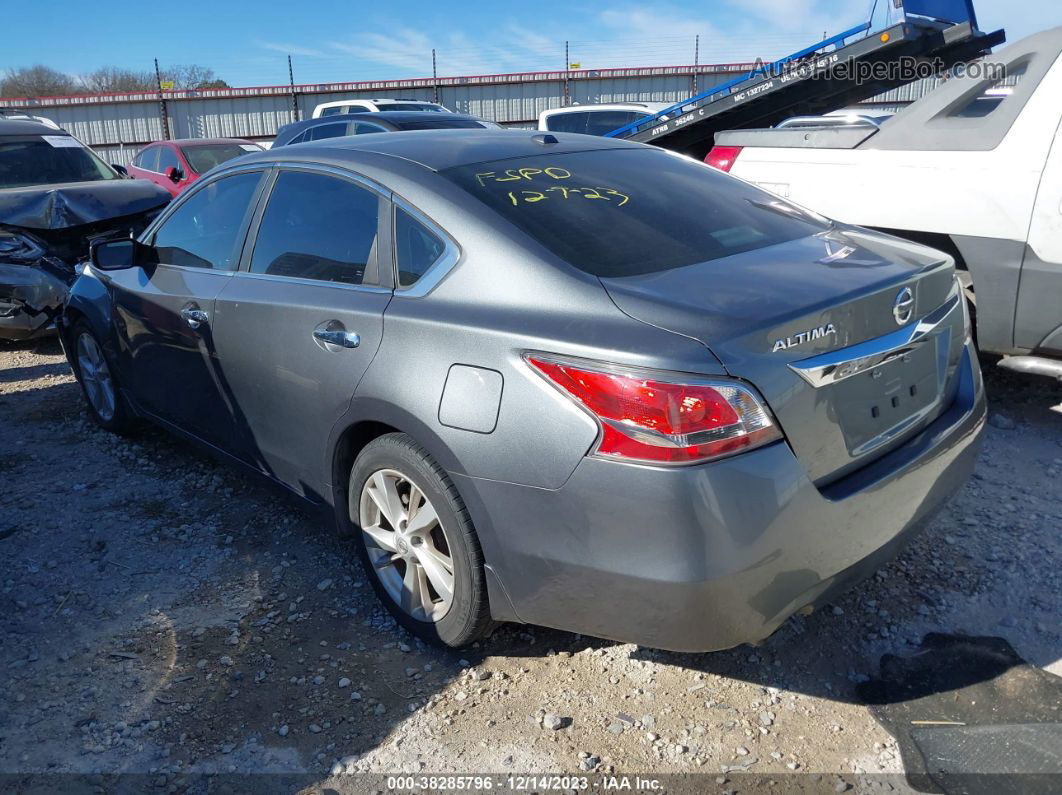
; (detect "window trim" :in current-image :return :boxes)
[138,164,271,275]
[390,194,461,298]
[235,162,394,293]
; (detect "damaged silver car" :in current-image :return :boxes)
[0,118,171,341]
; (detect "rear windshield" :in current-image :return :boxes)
[181,143,260,174]
[393,118,490,131]
[441,148,828,277]
[0,135,118,189]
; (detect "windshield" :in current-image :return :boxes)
[0,135,118,189]
[379,103,447,112]
[442,148,828,278]
[180,142,261,174]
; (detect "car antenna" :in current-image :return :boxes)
[532,133,559,145]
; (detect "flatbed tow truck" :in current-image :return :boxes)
[605,0,1005,158]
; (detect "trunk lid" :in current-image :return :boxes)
[602,227,966,485]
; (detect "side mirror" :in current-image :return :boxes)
[111,163,129,177]
[166,166,183,183]
[91,238,143,271]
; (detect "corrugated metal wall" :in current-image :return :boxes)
[3,68,940,165]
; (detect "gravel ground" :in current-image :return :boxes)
[1,338,1060,792]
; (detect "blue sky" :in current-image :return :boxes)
[4,0,1060,88]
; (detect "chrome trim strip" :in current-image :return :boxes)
[788,292,962,388]
[229,270,391,294]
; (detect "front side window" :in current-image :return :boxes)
[152,171,262,270]
[308,123,349,141]
[395,207,445,287]
[157,146,180,174]
[249,170,378,286]
[443,149,829,278]
[135,147,158,171]
[0,135,119,189]
[320,106,343,117]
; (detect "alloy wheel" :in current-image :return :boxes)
[76,332,116,422]
[358,469,455,623]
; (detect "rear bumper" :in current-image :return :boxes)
[458,341,986,652]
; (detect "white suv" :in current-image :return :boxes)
[537,102,675,136]
[312,99,451,118]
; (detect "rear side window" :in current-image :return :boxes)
[308,123,348,141]
[946,62,1028,119]
[320,106,343,117]
[442,149,828,278]
[250,170,378,285]
[395,208,445,287]
[545,111,588,134]
[584,110,643,136]
[152,171,262,270]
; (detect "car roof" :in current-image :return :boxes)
[166,137,259,146]
[317,98,438,106]
[277,112,489,139]
[254,128,642,171]
[540,102,670,116]
[0,119,68,136]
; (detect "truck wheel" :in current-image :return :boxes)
[71,322,135,434]
[349,433,495,648]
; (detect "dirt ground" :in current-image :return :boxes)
[1,337,1060,792]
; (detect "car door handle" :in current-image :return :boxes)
[313,328,361,349]
[180,307,209,330]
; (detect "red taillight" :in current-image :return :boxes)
[704,146,743,173]
[527,355,781,465]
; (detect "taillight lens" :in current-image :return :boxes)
[704,146,743,172]
[527,355,781,465]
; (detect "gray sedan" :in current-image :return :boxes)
[61,130,985,651]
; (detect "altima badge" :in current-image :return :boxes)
[893,287,915,325]
[773,324,837,352]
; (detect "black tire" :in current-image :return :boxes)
[349,433,495,648]
[70,321,136,435]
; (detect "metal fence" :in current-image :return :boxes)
[3,65,939,165]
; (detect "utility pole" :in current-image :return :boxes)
[154,58,170,140]
[288,55,299,122]
[563,40,570,106]
[432,49,439,104]
[692,34,700,94]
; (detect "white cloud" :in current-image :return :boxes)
[256,40,326,58]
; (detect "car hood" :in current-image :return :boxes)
[0,179,171,230]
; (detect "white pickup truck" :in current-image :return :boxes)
[710,27,1062,394]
